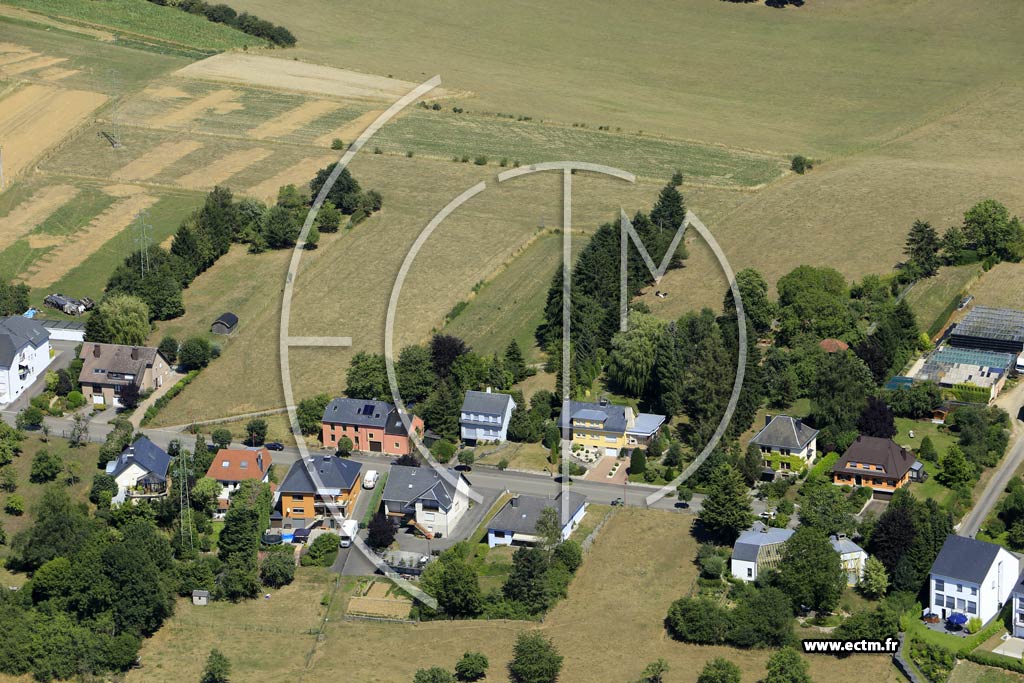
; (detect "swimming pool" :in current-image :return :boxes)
[281,532,294,543]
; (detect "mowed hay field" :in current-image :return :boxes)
[968,263,1024,310]
[128,509,906,683]
[230,0,1024,156]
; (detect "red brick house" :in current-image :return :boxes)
[321,398,423,455]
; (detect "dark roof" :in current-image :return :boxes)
[78,343,163,387]
[214,312,238,328]
[278,456,361,494]
[833,435,916,481]
[321,398,411,435]
[560,401,628,433]
[750,415,818,451]
[732,522,794,562]
[488,492,587,535]
[0,316,49,366]
[381,464,462,512]
[461,390,515,416]
[931,535,1008,584]
[106,436,170,481]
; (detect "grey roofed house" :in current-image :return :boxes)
[560,401,629,433]
[931,535,1006,584]
[322,397,411,436]
[732,522,794,562]
[750,414,818,451]
[211,312,238,335]
[382,464,463,512]
[0,316,49,367]
[105,436,170,482]
[460,389,514,422]
[488,491,587,536]
[829,534,864,556]
[78,343,164,387]
[278,456,361,495]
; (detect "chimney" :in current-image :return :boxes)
[93,344,101,358]
[765,414,773,427]
[794,418,802,430]
[510,497,519,508]
[130,347,139,360]
[257,452,264,472]
[599,396,609,407]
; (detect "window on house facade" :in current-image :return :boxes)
[957,583,963,593]
[971,586,977,596]
[967,601,977,614]
[292,507,304,514]
[747,568,753,578]
[935,579,945,591]
[957,599,966,610]
[935,593,944,606]
[945,596,955,609]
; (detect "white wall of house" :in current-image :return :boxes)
[930,551,1019,624]
[486,502,589,548]
[839,549,868,586]
[0,339,50,404]
[1012,594,1024,638]
[731,558,759,582]
[460,400,515,443]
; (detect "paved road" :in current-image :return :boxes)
[959,383,1024,537]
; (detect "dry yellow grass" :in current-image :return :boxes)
[247,99,341,140]
[152,88,242,127]
[0,183,80,252]
[0,54,65,76]
[967,263,1024,310]
[313,108,384,146]
[0,83,106,185]
[113,140,204,182]
[244,153,337,202]
[174,147,272,190]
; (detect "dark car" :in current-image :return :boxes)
[264,442,285,451]
[611,498,624,507]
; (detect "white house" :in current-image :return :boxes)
[486,492,588,548]
[381,465,470,539]
[104,436,170,505]
[205,447,272,518]
[928,535,1019,625]
[749,414,819,475]
[731,523,868,585]
[1010,571,1024,637]
[0,316,51,406]
[460,388,516,443]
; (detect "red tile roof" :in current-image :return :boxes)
[206,448,271,482]
[819,338,849,353]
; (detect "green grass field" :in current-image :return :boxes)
[7,0,259,52]
[968,263,1024,311]
[127,508,905,683]
[905,263,984,335]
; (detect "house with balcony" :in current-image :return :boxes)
[104,436,170,505]
[460,388,516,444]
[205,447,273,517]
[832,435,917,498]
[928,535,1018,625]
[381,464,470,539]
[321,397,423,455]
[0,316,51,406]
[276,456,362,528]
[77,343,172,408]
[486,491,587,548]
[749,414,818,475]
[559,398,665,458]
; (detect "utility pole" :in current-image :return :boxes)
[134,208,152,278]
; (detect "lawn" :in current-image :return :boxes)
[905,263,983,337]
[7,0,259,53]
[950,660,1024,683]
[0,435,101,586]
[894,418,957,454]
[968,263,1024,311]
[128,508,905,682]
[474,442,552,473]
[185,412,298,448]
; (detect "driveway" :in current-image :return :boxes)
[585,454,628,485]
[0,339,78,412]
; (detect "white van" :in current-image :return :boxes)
[362,470,380,489]
[339,519,359,548]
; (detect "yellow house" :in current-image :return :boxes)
[559,398,665,457]
[275,456,362,528]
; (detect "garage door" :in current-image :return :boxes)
[92,394,104,406]
[369,440,383,453]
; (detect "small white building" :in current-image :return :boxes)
[731,523,868,585]
[486,492,588,548]
[830,534,868,586]
[0,316,51,406]
[381,465,471,539]
[460,388,516,444]
[1010,571,1024,637]
[928,535,1019,625]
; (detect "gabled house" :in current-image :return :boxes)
[205,447,273,517]
[749,414,819,474]
[0,316,50,406]
[730,523,868,585]
[460,388,516,444]
[832,435,917,496]
[486,491,587,548]
[104,436,170,504]
[78,343,172,408]
[928,535,1019,625]
[276,456,362,527]
[321,397,424,455]
[559,398,665,458]
[381,465,470,539]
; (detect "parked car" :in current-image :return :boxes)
[264,442,284,451]
[363,470,380,489]
[611,498,624,507]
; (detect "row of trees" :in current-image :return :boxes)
[902,199,1024,278]
[150,0,296,46]
[0,280,29,316]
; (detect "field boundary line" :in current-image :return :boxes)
[158,406,289,431]
[298,574,341,681]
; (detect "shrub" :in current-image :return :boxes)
[5,494,24,516]
[179,337,213,371]
[432,439,457,463]
[474,155,488,165]
[15,406,44,430]
[331,138,344,150]
[260,552,295,588]
[791,155,813,174]
[455,652,488,682]
[406,150,414,158]
[65,391,85,410]
[497,458,509,470]
[301,532,340,567]
[29,449,62,483]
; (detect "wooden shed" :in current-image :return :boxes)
[211,312,238,335]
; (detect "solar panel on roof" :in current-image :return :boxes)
[362,404,374,415]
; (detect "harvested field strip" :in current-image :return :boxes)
[0,55,65,76]
[175,53,430,100]
[175,147,272,190]
[23,192,157,288]
[244,154,336,202]
[113,140,204,182]
[248,99,341,140]
[0,84,107,182]
[153,89,241,127]
[346,597,411,619]
[0,51,38,67]
[0,184,80,252]
[314,109,384,146]
[39,67,78,82]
